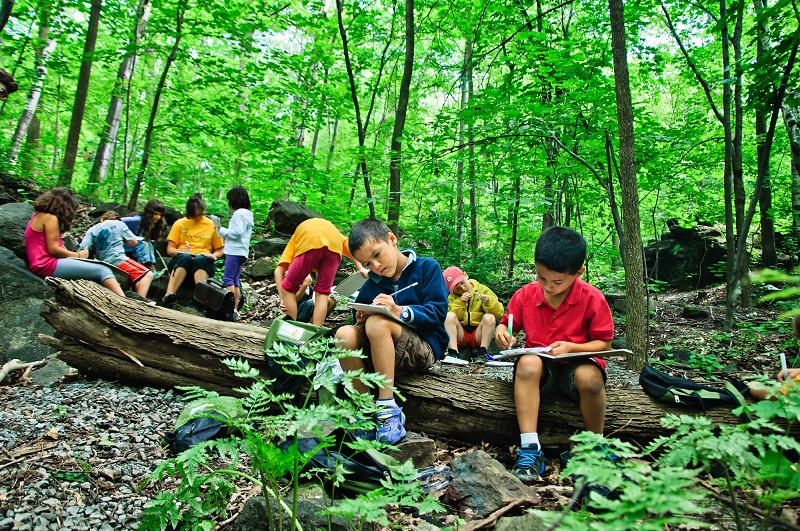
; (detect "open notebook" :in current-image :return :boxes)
[492,348,632,361]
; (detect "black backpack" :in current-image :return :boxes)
[639,365,750,413]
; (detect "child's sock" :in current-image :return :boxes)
[520,432,540,448]
[377,398,398,410]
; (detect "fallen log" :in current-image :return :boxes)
[40,278,750,446]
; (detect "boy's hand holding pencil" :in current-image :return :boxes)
[495,313,517,349]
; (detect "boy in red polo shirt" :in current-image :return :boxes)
[495,226,614,483]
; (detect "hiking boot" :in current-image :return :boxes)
[375,406,406,444]
[512,443,546,484]
[161,292,177,306]
[472,347,492,363]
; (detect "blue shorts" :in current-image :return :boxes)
[168,253,215,279]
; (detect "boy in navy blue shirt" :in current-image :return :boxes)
[335,219,449,444]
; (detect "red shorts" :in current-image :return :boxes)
[281,247,341,295]
[117,258,150,284]
[457,326,480,349]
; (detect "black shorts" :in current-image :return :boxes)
[168,253,216,279]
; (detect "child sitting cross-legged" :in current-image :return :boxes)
[335,218,449,444]
[495,226,614,484]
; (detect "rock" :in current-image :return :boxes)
[447,450,538,519]
[28,355,77,386]
[265,201,318,236]
[0,298,55,365]
[0,247,52,302]
[247,257,277,280]
[682,305,711,319]
[388,431,435,469]
[232,495,353,531]
[0,202,34,260]
[643,221,726,290]
[87,203,129,219]
[252,238,290,259]
[495,510,558,530]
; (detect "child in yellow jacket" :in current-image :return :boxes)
[442,266,504,361]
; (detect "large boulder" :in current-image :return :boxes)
[266,201,318,236]
[88,202,130,219]
[0,201,34,260]
[643,221,727,290]
[0,246,55,364]
[252,237,290,259]
[0,246,51,301]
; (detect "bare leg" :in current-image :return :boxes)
[514,354,544,433]
[444,312,464,350]
[335,325,368,394]
[364,315,402,400]
[165,267,187,294]
[135,271,154,298]
[194,269,210,284]
[311,293,331,326]
[574,363,606,434]
[280,289,298,320]
[476,314,497,348]
[102,278,126,297]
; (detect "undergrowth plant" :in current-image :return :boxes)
[558,379,800,530]
[138,340,442,531]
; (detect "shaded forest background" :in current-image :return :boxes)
[0,0,798,302]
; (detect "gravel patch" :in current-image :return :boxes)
[0,380,185,531]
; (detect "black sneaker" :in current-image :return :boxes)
[161,292,177,306]
[446,348,460,359]
[511,443,546,484]
[472,346,491,363]
[565,444,622,509]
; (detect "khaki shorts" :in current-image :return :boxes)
[360,325,435,374]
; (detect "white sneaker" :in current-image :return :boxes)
[233,309,241,321]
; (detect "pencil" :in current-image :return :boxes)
[390,282,419,298]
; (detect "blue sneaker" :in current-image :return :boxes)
[375,406,406,444]
[512,444,546,484]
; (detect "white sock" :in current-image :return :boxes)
[520,432,540,448]
[377,398,398,409]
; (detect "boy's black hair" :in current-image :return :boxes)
[534,226,586,274]
[186,193,205,218]
[227,186,250,210]
[348,218,392,253]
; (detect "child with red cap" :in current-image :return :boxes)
[442,266,504,361]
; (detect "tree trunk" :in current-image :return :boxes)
[0,0,14,34]
[608,0,646,371]
[128,0,187,210]
[89,0,151,187]
[454,38,472,246]
[59,0,102,186]
[386,0,414,235]
[7,8,55,167]
[41,279,756,447]
[783,91,800,262]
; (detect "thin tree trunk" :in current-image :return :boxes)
[455,38,472,245]
[59,0,102,186]
[724,26,798,330]
[89,0,151,187]
[7,13,55,166]
[386,0,414,235]
[508,174,519,278]
[783,91,800,262]
[753,0,776,267]
[320,118,338,206]
[128,0,187,210]
[608,0,646,371]
[21,114,40,175]
[0,0,14,33]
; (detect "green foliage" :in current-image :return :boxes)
[559,433,710,530]
[137,341,443,530]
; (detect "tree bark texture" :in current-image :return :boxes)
[38,278,762,447]
[608,0,647,371]
[89,0,151,185]
[783,91,800,258]
[59,0,102,186]
[8,18,55,166]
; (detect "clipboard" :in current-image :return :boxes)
[347,302,415,328]
[493,348,632,361]
[333,272,367,299]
